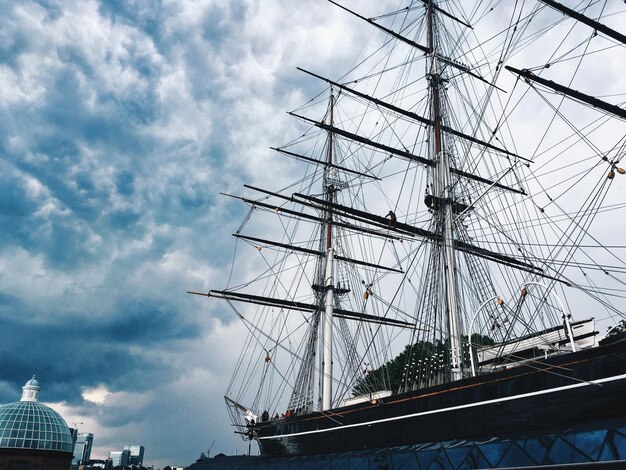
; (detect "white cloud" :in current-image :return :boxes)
[82,384,112,405]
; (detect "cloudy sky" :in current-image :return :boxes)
[0,0,369,466]
[1,0,624,467]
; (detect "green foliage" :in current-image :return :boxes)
[352,334,495,396]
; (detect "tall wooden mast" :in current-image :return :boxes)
[321,91,335,410]
[427,1,463,379]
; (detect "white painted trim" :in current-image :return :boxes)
[260,373,626,440]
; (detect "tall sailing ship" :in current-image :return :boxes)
[191,0,626,457]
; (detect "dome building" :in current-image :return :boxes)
[0,376,74,470]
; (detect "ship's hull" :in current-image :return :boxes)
[256,340,626,456]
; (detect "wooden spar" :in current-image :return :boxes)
[271,147,380,179]
[292,193,551,276]
[225,187,553,280]
[234,233,404,274]
[506,66,626,121]
[539,0,626,46]
[297,68,519,159]
[328,0,431,54]
[227,188,408,242]
[434,54,506,92]
[189,290,421,330]
[289,111,526,194]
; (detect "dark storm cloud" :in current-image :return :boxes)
[0,291,21,309]
[0,295,199,404]
[0,169,48,250]
[0,172,37,217]
[0,0,355,465]
[115,170,135,196]
[199,2,247,47]
[39,63,154,152]
[108,209,141,230]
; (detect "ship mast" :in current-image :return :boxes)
[321,92,335,410]
[427,1,463,379]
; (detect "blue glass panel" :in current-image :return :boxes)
[476,441,508,466]
[545,437,588,464]
[462,448,493,469]
[415,449,440,469]
[426,453,452,470]
[347,456,369,470]
[442,446,472,468]
[498,442,536,467]
[566,429,605,460]
[516,435,550,463]
[598,429,623,461]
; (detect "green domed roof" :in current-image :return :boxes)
[0,377,73,453]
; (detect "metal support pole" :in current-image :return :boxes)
[468,295,500,377]
[322,247,334,410]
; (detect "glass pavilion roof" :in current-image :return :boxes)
[0,399,73,452]
[0,375,73,452]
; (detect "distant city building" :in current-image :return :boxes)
[123,445,145,465]
[73,432,94,467]
[85,459,108,469]
[109,449,130,466]
[73,460,105,470]
[0,376,74,469]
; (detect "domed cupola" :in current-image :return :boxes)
[20,375,41,402]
